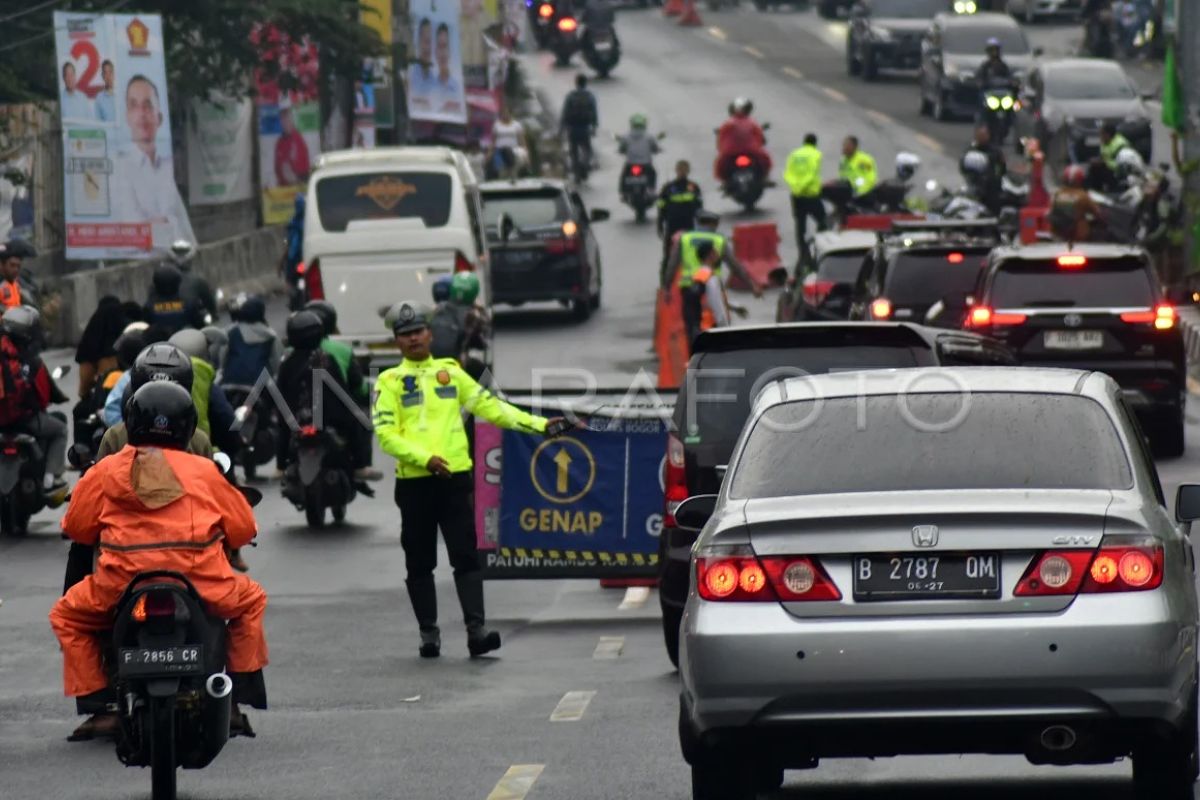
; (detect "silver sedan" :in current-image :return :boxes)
[676,367,1199,800]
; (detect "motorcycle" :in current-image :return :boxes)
[823,178,912,227]
[981,80,1018,146]
[0,365,70,537]
[529,0,558,49]
[281,425,358,528]
[551,15,581,66]
[620,163,656,222]
[581,24,621,77]
[222,385,276,482]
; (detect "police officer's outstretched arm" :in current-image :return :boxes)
[455,364,548,435]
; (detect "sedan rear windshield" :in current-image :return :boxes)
[730,393,1132,498]
[943,26,1029,55]
[818,252,868,283]
[990,257,1155,308]
[1045,67,1136,101]
[482,190,570,231]
[674,344,927,450]
[315,172,452,232]
[869,0,947,18]
[884,250,989,305]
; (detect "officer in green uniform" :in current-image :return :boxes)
[373,301,569,659]
[838,135,878,196]
[783,132,827,269]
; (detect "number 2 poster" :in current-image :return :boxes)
[53,12,194,260]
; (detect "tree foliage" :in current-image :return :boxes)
[0,0,383,106]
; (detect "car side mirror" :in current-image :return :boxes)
[498,213,515,243]
[674,494,718,532]
[590,208,610,222]
[1176,484,1200,523]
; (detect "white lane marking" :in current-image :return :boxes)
[916,133,945,154]
[487,765,545,800]
[821,86,848,103]
[550,690,597,721]
[708,26,727,40]
[782,66,805,80]
[593,636,626,659]
[867,109,894,126]
[618,586,651,610]
[743,45,765,59]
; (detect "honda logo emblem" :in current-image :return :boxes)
[912,525,939,548]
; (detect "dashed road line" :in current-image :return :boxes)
[618,585,651,610]
[866,109,894,126]
[486,765,545,800]
[821,86,848,104]
[708,26,727,40]
[782,66,805,80]
[916,133,945,154]
[594,636,626,659]
[550,690,597,722]
[743,45,764,59]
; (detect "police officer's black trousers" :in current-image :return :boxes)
[791,195,828,269]
[394,472,485,632]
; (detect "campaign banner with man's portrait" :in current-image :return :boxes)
[407,0,468,124]
[53,12,194,260]
[252,26,322,225]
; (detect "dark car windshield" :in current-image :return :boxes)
[315,172,451,232]
[481,190,570,231]
[990,257,1156,308]
[673,344,927,454]
[1046,66,1136,101]
[943,25,1029,55]
[818,252,869,283]
[884,250,989,306]
[869,0,948,18]
[730,393,1132,498]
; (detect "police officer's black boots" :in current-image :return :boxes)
[455,573,501,657]
[419,628,441,659]
[406,576,441,658]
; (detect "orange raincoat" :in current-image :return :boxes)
[49,446,267,697]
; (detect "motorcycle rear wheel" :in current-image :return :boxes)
[148,698,177,800]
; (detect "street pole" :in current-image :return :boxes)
[393,0,411,144]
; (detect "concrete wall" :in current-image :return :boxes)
[46,225,285,346]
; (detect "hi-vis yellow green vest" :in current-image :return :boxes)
[839,150,878,196]
[678,232,726,288]
[784,144,822,198]
[373,356,547,478]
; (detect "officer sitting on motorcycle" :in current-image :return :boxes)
[975,37,1013,87]
[618,113,661,190]
[1091,122,1143,192]
[0,306,68,498]
[961,125,1008,214]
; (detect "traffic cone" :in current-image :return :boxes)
[663,0,684,16]
[678,0,703,26]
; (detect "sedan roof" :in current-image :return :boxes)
[481,178,569,193]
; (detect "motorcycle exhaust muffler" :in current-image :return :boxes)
[205,672,233,700]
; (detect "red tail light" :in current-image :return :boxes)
[132,590,177,622]
[1014,537,1164,596]
[299,424,319,437]
[630,164,643,176]
[697,548,841,602]
[303,258,324,300]
[1120,305,1175,330]
[454,251,475,273]
[734,155,752,168]
[802,274,836,305]
[947,252,965,264]
[539,3,554,16]
[557,16,577,31]
[1057,254,1087,268]
[870,298,892,319]
[968,307,1026,327]
[545,237,580,255]
[663,433,688,528]
[1,445,17,456]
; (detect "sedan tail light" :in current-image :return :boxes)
[299,258,324,300]
[967,307,1027,328]
[545,237,581,255]
[1120,305,1175,330]
[663,433,688,528]
[696,547,841,602]
[1014,536,1164,596]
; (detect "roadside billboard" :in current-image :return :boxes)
[0,104,39,243]
[53,11,194,259]
[360,0,395,131]
[187,96,254,206]
[407,0,468,124]
[251,26,321,225]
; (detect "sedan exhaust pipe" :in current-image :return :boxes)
[1040,725,1077,752]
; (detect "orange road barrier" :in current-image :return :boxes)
[663,0,685,16]
[678,0,703,26]
[655,279,689,390]
[728,222,782,292]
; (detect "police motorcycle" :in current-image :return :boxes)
[980,77,1019,146]
[0,364,70,537]
[824,152,921,227]
[281,416,359,528]
[718,122,772,212]
[617,131,667,223]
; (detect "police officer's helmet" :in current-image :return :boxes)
[1,305,39,345]
[168,328,210,362]
[126,381,197,450]
[432,275,453,303]
[152,263,183,295]
[450,272,480,305]
[1115,148,1144,178]
[986,37,1001,53]
[391,301,433,336]
[696,209,720,227]
[287,310,325,350]
[961,150,990,177]
[130,343,194,393]
[304,299,339,336]
[235,294,267,324]
[894,152,921,182]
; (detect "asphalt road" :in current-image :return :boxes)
[0,8,1198,800]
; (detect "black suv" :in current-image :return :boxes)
[848,219,1001,328]
[658,322,1016,667]
[848,0,951,80]
[966,242,1187,456]
[481,179,609,321]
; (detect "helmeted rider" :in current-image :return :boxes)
[715,97,770,183]
[221,294,283,387]
[144,263,208,335]
[170,239,217,322]
[0,305,68,498]
[1049,164,1106,242]
[618,113,661,190]
[975,37,1013,87]
[961,124,1008,214]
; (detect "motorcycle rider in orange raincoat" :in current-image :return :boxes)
[49,381,268,738]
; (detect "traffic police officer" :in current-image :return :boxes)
[662,211,760,346]
[374,301,569,659]
[783,133,827,269]
[656,160,703,271]
[839,135,878,196]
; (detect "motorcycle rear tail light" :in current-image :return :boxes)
[132,591,177,622]
[630,165,643,176]
[557,16,577,31]
[539,3,554,17]
[734,155,752,168]
[299,425,319,437]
